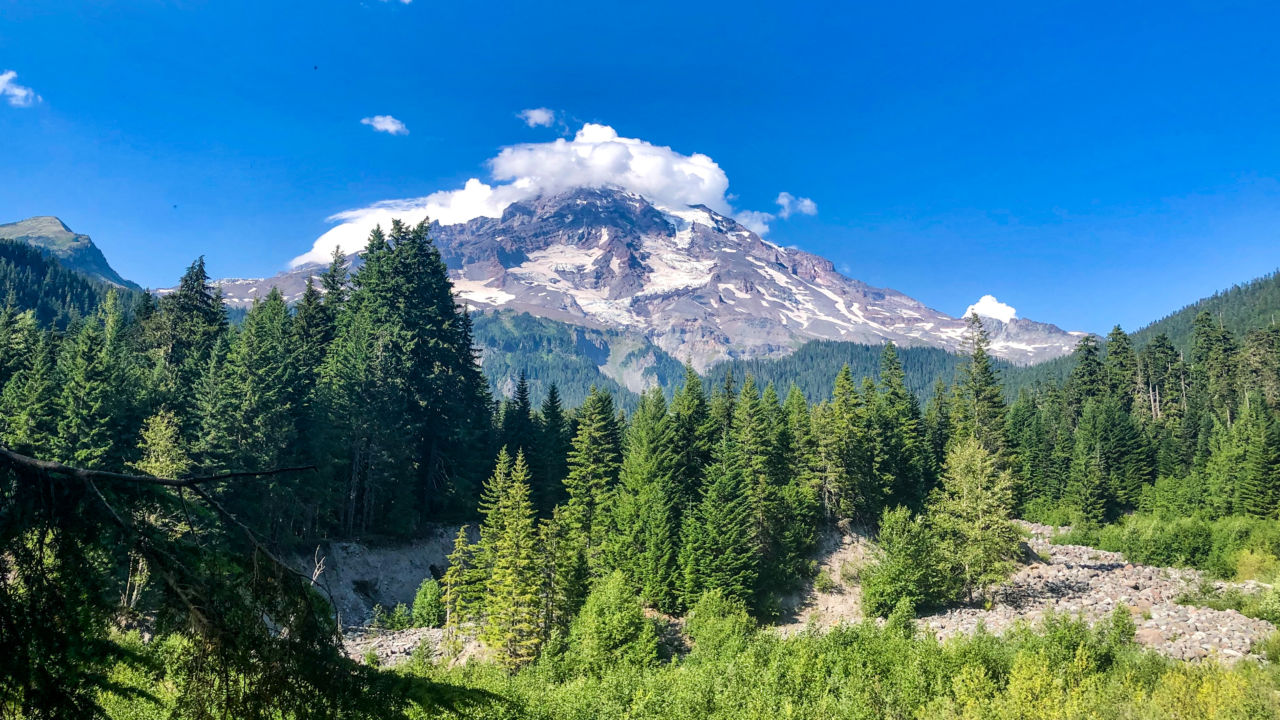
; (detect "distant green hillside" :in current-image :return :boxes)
[472,312,1080,407]
[470,310,685,409]
[0,240,131,328]
[1131,269,1280,353]
[704,340,990,402]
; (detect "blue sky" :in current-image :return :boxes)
[2,0,1279,333]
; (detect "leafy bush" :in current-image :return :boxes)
[412,578,445,628]
[559,572,659,677]
[369,602,414,631]
[814,571,838,594]
[1233,549,1279,582]
[1096,515,1212,568]
[685,589,754,661]
[1180,584,1280,624]
[861,506,947,617]
[1082,513,1280,579]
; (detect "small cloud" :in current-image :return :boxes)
[964,294,1017,323]
[837,262,852,275]
[775,191,817,218]
[0,70,41,107]
[360,115,408,135]
[734,210,774,235]
[518,107,556,128]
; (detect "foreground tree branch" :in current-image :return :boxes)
[0,444,315,488]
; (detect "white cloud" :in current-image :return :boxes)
[294,122,816,266]
[518,107,556,128]
[964,295,1017,323]
[360,115,408,135]
[0,70,40,107]
[733,210,774,235]
[776,191,817,218]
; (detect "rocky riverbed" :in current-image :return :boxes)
[919,522,1276,662]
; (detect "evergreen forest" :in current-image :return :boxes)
[2,220,1279,719]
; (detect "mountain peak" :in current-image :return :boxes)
[206,188,1085,369]
[0,216,139,289]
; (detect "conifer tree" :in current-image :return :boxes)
[226,289,296,471]
[874,343,932,510]
[1237,394,1279,518]
[609,387,680,612]
[954,313,1007,457]
[319,246,350,309]
[154,256,227,433]
[192,335,237,474]
[1103,325,1140,412]
[1066,335,1106,414]
[928,436,1020,602]
[130,409,191,478]
[562,387,621,568]
[537,505,588,635]
[535,384,570,516]
[733,375,779,549]
[481,451,542,669]
[442,526,482,651]
[706,370,737,446]
[1190,310,1239,426]
[0,332,58,457]
[923,377,952,474]
[680,435,758,608]
[669,364,711,514]
[54,320,112,469]
[500,370,536,459]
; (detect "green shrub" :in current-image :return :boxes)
[1233,549,1279,582]
[561,572,659,677]
[685,589,754,660]
[861,506,948,617]
[412,577,445,628]
[369,602,413,630]
[814,570,838,594]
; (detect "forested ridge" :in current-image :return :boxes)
[2,220,1279,718]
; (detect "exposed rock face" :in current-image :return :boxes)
[294,524,470,628]
[919,523,1276,663]
[0,216,140,289]
[210,188,1085,369]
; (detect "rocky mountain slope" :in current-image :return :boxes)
[211,188,1086,370]
[0,216,140,289]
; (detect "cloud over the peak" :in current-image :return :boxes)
[518,107,556,127]
[964,294,1017,323]
[293,122,812,266]
[776,191,817,218]
[0,70,40,107]
[360,115,408,135]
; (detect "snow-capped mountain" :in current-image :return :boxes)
[210,188,1085,368]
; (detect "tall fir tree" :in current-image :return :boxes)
[480,451,542,669]
[679,434,758,609]
[608,387,680,612]
[54,320,113,469]
[1103,325,1140,412]
[669,364,711,515]
[0,331,58,457]
[535,384,570,516]
[928,436,1021,602]
[562,387,622,571]
[954,313,1007,458]
[1236,394,1279,518]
